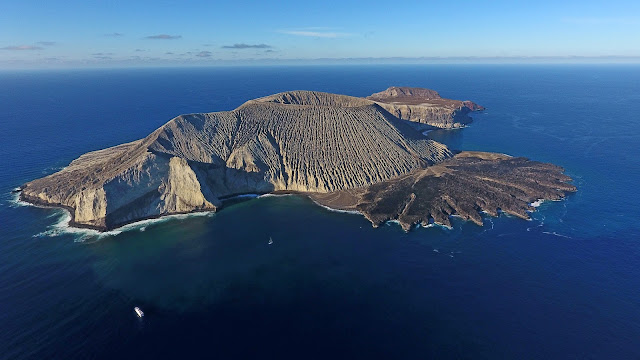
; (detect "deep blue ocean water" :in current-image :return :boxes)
[1,65,639,359]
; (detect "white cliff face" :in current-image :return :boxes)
[20,89,475,230]
[74,188,106,226]
[160,157,214,212]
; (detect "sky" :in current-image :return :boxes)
[1,0,640,68]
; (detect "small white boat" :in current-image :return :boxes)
[268,237,273,245]
[134,307,144,318]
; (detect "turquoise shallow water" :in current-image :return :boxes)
[1,65,639,359]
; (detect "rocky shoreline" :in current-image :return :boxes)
[309,152,576,231]
[19,152,576,232]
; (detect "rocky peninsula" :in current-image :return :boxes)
[19,87,575,231]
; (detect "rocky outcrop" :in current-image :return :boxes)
[19,142,217,229]
[20,89,452,230]
[367,86,485,128]
[368,86,443,100]
[310,151,576,231]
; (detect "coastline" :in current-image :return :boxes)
[17,188,346,234]
[18,190,217,233]
[17,162,574,234]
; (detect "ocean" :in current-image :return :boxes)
[1,65,639,359]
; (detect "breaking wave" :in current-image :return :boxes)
[315,203,361,215]
[530,199,544,207]
[32,208,215,242]
[7,189,31,208]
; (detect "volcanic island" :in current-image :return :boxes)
[19,87,576,231]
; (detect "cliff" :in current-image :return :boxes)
[367,86,485,129]
[19,87,572,232]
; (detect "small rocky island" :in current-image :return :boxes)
[19,87,575,231]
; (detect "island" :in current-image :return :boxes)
[18,87,575,231]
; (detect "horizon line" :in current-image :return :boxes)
[2,55,640,70]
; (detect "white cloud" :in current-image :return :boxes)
[278,30,353,38]
[145,34,182,40]
[1,45,43,50]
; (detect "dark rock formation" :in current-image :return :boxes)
[310,152,576,231]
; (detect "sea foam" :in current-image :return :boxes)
[257,193,294,198]
[530,199,544,207]
[542,231,572,239]
[7,189,32,208]
[32,207,216,242]
[315,203,361,215]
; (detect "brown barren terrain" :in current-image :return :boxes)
[310,151,576,231]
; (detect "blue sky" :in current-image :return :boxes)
[1,0,639,68]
